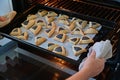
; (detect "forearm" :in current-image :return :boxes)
[66,69,90,80]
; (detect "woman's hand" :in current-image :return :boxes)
[66,50,105,80]
[82,50,105,78]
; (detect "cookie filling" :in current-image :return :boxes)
[82,36,89,40]
[71,38,77,42]
[75,28,80,31]
[46,29,51,33]
[74,47,81,51]
[37,37,41,39]
[21,33,24,36]
[48,43,54,47]
[79,21,82,24]
[55,47,62,52]
[23,20,29,25]
[59,27,64,31]
[37,20,43,23]
[56,34,63,39]
[32,26,37,30]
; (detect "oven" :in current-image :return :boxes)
[0,0,120,80]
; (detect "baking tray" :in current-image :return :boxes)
[0,4,115,65]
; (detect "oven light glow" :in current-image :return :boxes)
[53,57,66,64]
[52,72,60,80]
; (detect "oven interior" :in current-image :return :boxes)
[0,0,120,80]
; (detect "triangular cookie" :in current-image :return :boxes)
[58,19,69,25]
[30,25,42,35]
[76,20,87,28]
[47,22,57,29]
[69,20,76,31]
[84,28,98,34]
[27,14,37,20]
[45,27,55,38]
[57,27,68,34]
[53,46,67,56]
[71,27,85,35]
[17,32,28,40]
[21,20,35,29]
[36,19,46,27]
[58,14,69,20]
[47,42,59,51]
[68,37,80,45]
[45,16,55,24]
[47,11,58,17]
[89,21,100,28]
[54,33,67,42]
[10,28,21,36]
[38,9,48,16]
[79,36,94,44]
[72,45,87,56]
[35,36,46,46]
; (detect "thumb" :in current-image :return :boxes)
[89,50,96,58]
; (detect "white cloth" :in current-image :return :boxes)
[79,40,112,70]
[88,40,112,59]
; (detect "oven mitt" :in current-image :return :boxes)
[79,40,112,70]
[0,11,17,28]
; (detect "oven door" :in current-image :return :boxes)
[0,39,72,80]
[0,37,96,80]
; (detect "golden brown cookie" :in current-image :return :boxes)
[47,11,58,17]
[45,27,55,38]
[36,19,46,27]
[21,20,35,29]
[79,35,94,44]
[35,36,46,46]
[45,22,56,37]
[45,16,55,24]
[69,20,76,31]
[38,9,48,16]
[54,33,67,42]
[58,19,69,25]
[27,14,37,20]
[58,14,69,20]
[68,37,80,45]
[89,21,101,28]
[17,32,28,40]
[71,27,85,35]
[53,46,67,56]
[10,28,21,36]
[30,25,42,35]
[72,45,87,56]
[47,22,57,29]
[57,27,68,34]
[84,27,98,34]
[47,42,59,51]
[76,20,87,28]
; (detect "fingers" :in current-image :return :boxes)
[89,50,96,59]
